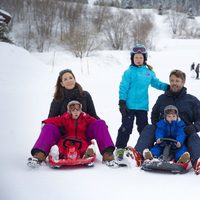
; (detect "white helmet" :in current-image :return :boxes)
[164,105,179,118]
[67,100,82,113]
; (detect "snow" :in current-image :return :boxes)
[1,12,200,200]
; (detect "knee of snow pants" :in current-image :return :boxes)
[134,124,156,155]
[186,132,200,165]
[31,124,62,157]
[115,112,134,148]
[86,120,115,154]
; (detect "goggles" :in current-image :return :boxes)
[132,46,146,54]
[69,103,81,112]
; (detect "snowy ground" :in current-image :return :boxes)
[1,12,200,200]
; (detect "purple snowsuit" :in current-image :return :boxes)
[31,120,114,156]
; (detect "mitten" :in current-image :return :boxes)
[156,138,162,144]
[119,100,129,117]
[184,124,197,135]
[176,142,181,148]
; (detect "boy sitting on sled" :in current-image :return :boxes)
[143,105,190,164]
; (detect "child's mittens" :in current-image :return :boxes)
[119,100,129,117]
[176,142,181,148]
[156,138,162,144]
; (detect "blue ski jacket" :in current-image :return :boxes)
[119,65,168,111]
[155,119,186,145]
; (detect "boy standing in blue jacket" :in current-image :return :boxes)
[115,44,168,161]
[143,105,190,163]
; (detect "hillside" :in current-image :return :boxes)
[1,6,200,200]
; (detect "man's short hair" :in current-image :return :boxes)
[169,69,186,81]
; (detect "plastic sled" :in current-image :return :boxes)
[141,138,191,174]
[48,138,96,168]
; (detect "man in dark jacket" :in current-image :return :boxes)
[131,69,200,174]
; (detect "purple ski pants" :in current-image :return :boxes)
[31,120,114,156]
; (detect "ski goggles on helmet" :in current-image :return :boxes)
[69,103,81,112]
[132,46,147,54]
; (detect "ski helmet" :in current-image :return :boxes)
[130,44,148,65]
[164,105,179,118]
[67,100,82,113]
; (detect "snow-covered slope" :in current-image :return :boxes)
[1,12,200,200]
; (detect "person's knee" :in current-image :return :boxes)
[118,125,126,133]
[187,132,199,145]
[91,119,107,128]
[141,124,155,136]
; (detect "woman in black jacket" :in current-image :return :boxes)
[30,69,117,167]
[48,69,99,119]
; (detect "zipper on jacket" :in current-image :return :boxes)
[169,123,172,138]
[75,119,78,139]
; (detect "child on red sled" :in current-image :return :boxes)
[28,101,117,168]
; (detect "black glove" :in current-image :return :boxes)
[119,100,129,117]
[184,124,197,135]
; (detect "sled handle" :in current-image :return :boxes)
[63,137,82,149]
[160,138,178,144]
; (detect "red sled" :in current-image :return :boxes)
[48,138,96,168]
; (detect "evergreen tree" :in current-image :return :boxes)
[0,9,12,43]
[187,7,195,19]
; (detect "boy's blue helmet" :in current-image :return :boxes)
[130,44,148,65]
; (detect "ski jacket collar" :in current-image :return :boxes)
[165,87,187,98]
[64,87,80,99]
[130,64,146,68]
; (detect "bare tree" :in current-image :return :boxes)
[167,10,187,35]
[64,18,99,58]
[57,1,69,40]
[179,18,200,39]
[130,11,155,49]
[91,5,110,32]
[32,0,56,51]
[102,10,133,50]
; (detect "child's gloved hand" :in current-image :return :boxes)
[119,100,129,117]
[156,138,162,144]
[176,142,181,148]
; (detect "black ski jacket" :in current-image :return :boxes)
[48,88,99,119]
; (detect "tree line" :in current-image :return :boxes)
[0,0,200,57]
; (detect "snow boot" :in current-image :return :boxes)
[27,157,42,168]
[177,152,190,164]
[143,149,153,160]
[83,148,94,159]
[115,148,125,161]
[126,146,142,166]
[102,151,119,168]
[27,151,46,168]
[194,158,200,175]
